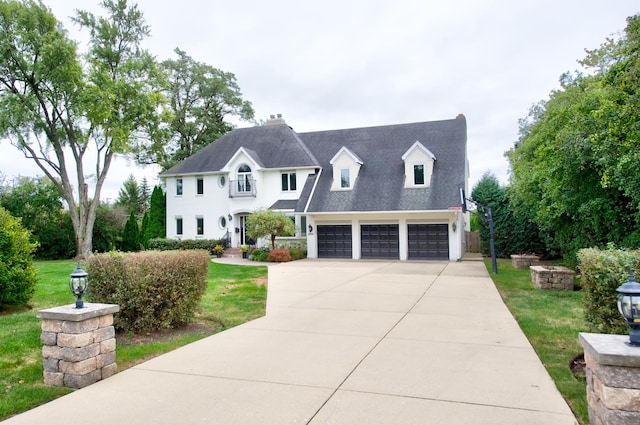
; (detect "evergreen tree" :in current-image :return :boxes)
[140,211,150,249]
[121,211,139,252]
[115,174,143,216]
[148,186,166,239]
[139,177,151,213]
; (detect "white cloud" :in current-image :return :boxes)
[1,0,637,199]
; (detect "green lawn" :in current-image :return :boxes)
[0,260,267,421]
[486,259,588,424]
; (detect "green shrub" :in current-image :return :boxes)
[577,247,640,334]
[86,250,209,332]
[147,238,228,255]
[289,247,307,260]
[249,248,269,262]
[267,248,292,262]
[0,207,38,307]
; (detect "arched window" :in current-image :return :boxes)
[237,164,252,192]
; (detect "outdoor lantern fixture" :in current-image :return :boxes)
[452,222,457,232]
[69,262,89,309]
[616,269,640,347]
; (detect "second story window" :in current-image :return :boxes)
[414,164,425,185]
[281,172,297,191]
[237,164,252,193]
[340,168,350,188]
[176,178,183,196]
[196,177,204,195]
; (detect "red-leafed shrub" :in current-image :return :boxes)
[267,248,292,263]
[86,250,209,332]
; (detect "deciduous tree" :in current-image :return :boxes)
[137,48,254,170]
[507,14,640,262]
[0,0,163,258]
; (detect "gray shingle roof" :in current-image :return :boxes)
[269,199,299,210]
[161,124,320,176]
[162,116,467,213]
[298,116,467,212]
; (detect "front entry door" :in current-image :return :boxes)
[239,215,254,246]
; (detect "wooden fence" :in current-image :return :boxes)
[465,231,481,253]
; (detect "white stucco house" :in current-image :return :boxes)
[160,114,469,261]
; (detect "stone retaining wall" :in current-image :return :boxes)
[37,303,119,389]
[580,333,640,425]
[530,265,575,290]
[511,254,540,269]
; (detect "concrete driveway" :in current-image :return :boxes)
[2,259,578,424]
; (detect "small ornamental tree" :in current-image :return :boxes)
[0,207,37,307]
[121,211,139,252]
[245,209,295,249]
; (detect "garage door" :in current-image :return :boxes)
[408,224,449,260]
[361,224,399,259]
[317,225,352,258]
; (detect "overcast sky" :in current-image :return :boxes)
[1,0,638,202]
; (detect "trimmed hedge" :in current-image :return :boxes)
[577,247,640,334]
[86,250,209,333]
[148,238,227,255]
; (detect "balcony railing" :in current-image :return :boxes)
[229,179,256,198]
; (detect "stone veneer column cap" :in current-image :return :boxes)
[580,332,640,368]
[37,303,119,322]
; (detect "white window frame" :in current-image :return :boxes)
[281,172,297,191]
[196,216,204,236]
[176,217,183,236]
[340,168,350,188]
[413,164,426,185]
[196,176,204,195]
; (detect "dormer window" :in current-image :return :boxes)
[402,141,436,188]
[330,147,362,191]
[340,169,351,188]
[414,164,425,185]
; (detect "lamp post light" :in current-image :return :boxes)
[69,262,89,309]
[616,269,640,347]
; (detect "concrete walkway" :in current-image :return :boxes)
[3,260,578,424]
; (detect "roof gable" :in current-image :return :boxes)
[220,147,264,172]
[161,124,319,176]
[329,146,363,165]
[401,141,436,162]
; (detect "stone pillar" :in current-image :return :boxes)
[510,254,540,269]
[530,265,575,290]
[37,303,119,389]
[579,333,640,425]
